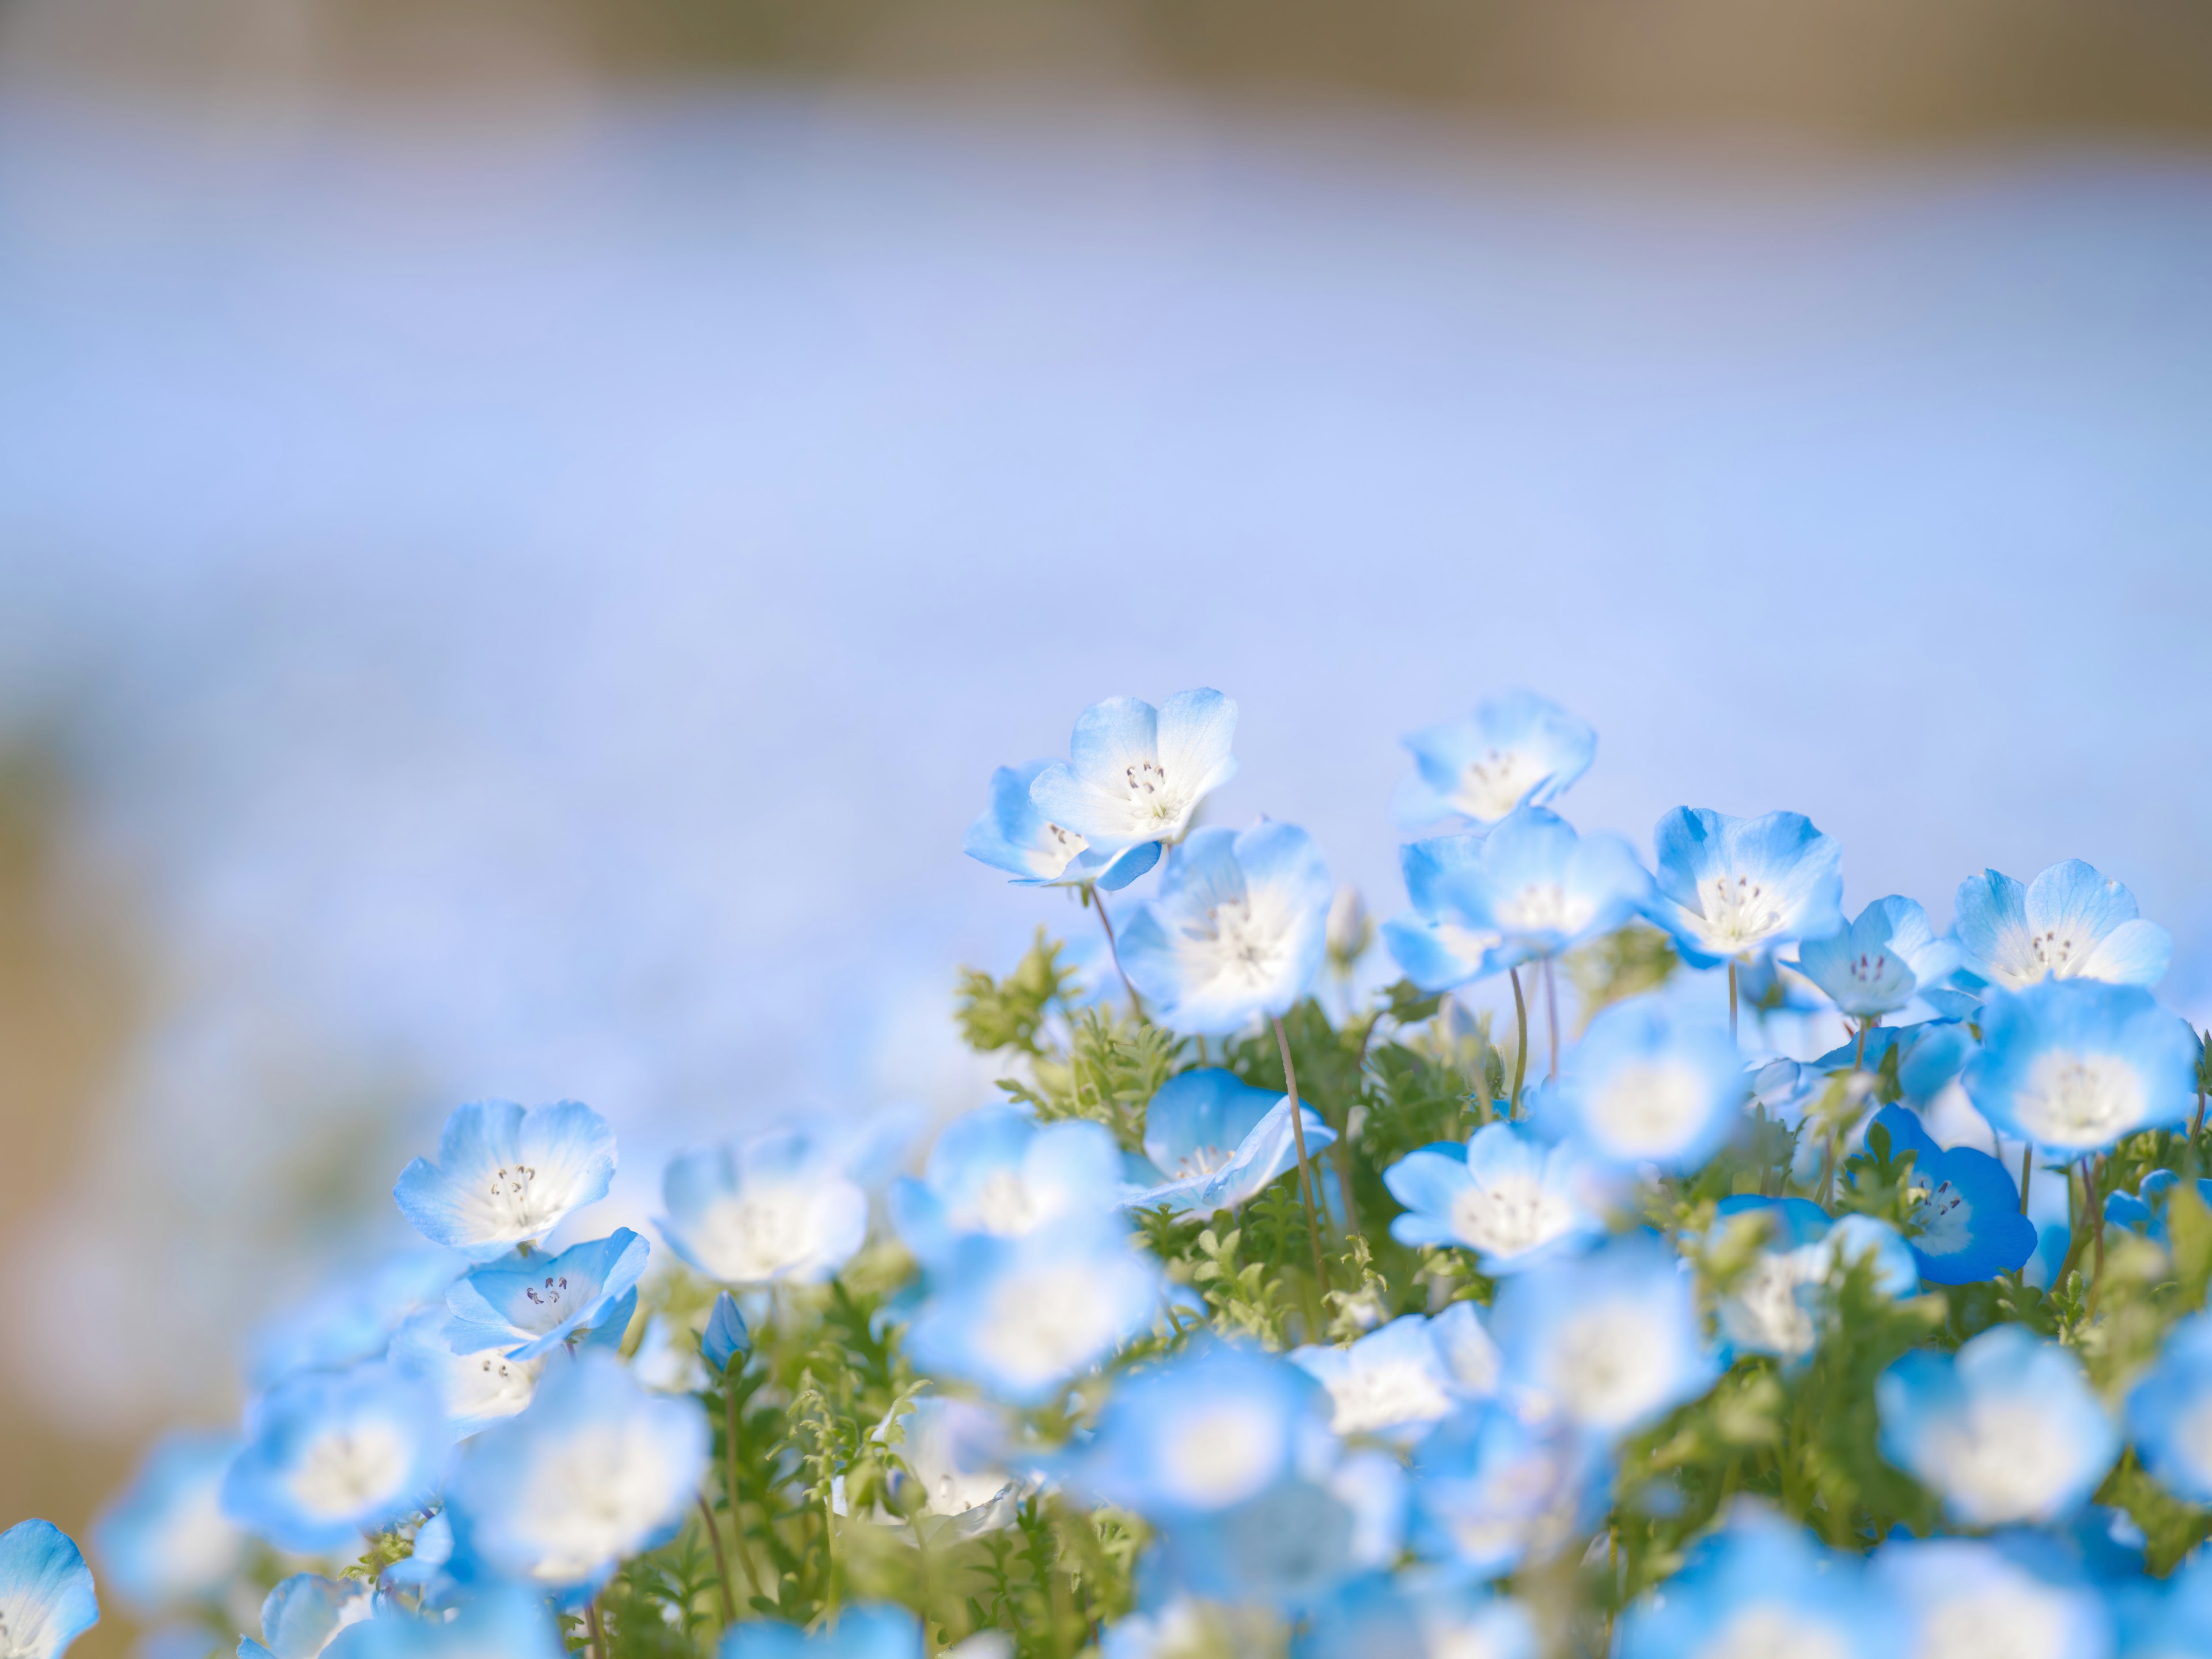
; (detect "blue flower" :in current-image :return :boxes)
[1647,807,1844,967]
[0,1521,99,1659]
[390,1309,546,1431]
[1810,1019,1975,1107]
[1077,1342,1325,1518]
[1955,859,2172,991]
[701,1291,751,1373]
[1961,979,2198,1157]
[720,1606,923,1659]
[442,1229,648,1361]
[1870,1537,2112,1659]
[1708,1198,1917,1363]
[1408,1404,1604,1577]
[1862,1104,2036,1284]
[889,1104,1124,1263]
[1121,1070,1337,1218]
[963,760,1161,891]
[660,1129,870,1285]
[2127,1312,2212,1505]
[1380,834,1500,992]
[1616,1508,1899,1659]
[1290,1315,1469,1442]
[319,1589,564,1659]
[248,1249,466,1392]
[1795,895,1961,1018]
[1392,690,1596,831]
[2120,1554,2212,1659]
[1551,996,1743,1172]
[1382,1122,1605,1274]
[445,1351,709,1593]
[1143,1453,1406,1615]
[221,1362,448,1552]
[1118,823,1333,1035]
[1491,1231,1716,1440]
[1877,1324,2118,1525]
[1298,1575,1537,1659]
[92,1431,245,1615]
[906,1214,1161,1405]
[1028,689,1239,855]
[2105,1168,2212,1243]
[393,1100,616,1262]
[1407,807,1650,983]
[236,1574,370,1659]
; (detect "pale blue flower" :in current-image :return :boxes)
[391,1309,546,1431]
[222,1362,447,1553]
[1392,690,1596,831]
[0,1522,100,1659]
[2105,1168,2212,1243]
[1290,1316,1465,1442]
[1961,979,2198,1156]
[1144,1452,1406,1614]
[445,1352,709,1593]
[320,1589,563,1659]
[1877,1325,2118,1525]
[1408,1404,1604,1577]
[1870,1537,2112,1659]
[906,1214,1161,1405]
[889,1104,1124,1264]
[2127,1312,2212,1505]
[442,1230,647,1361]
[1028,689,1238,855]
[660,1129,870,1285]
[720,1606,922,1659]
[393,1100,616,1262]
[248,1249,465,1391]
[1551,996,1743,1172]
[1380,834,1500,991]
[1647,807,1844,967]
[963,760,1161,891]
[1077,1342,1325,1518]
[1795,895,1961,1018]
[236,1575,369,1659]
[1413,807,1649,980]
[1490,1231,1716,1441]
[1298,1576,1537,1659]
[1120,1069,1336,1218]
[93,1432,245,1616]
[1810,1018,1975,1107]
[1707,1198,1916,1365]
[1862,1105,2036,1285]
[1118,823,1333,1035]
[2122,1554,2212,1659]
[701,1291,751,1373]
[1617,1508,1899,1659]
[1955,859,2172,991]
[1382,1123,1605,1274]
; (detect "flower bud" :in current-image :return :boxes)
[700,1291,751,1373]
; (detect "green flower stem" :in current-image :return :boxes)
[1508,968,1529,1114]
[723,1368,753,1603]
[696,1494,737,1625]
[1088,886,1143,1020]
[2020,1145,2034,1215]
[1727,960,1739,1043]
[1273,1013,1331,1296]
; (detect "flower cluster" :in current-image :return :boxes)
[29,686,2212,1659]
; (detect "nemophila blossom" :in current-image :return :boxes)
[1408,1404,1603,1577]
[1382,1123,1605,1274]
[91,1431,245,1615]
[1491,1231,1715,1440]
[2126,1312,2212,1504]
[319,1588,565,1659]
[963,760,1160,891]
[0,1522,97,1659]
[700,1291,750,1373]
[237,1574,370,1659]
[391,1309,545,1430]
[721,1606,923,1659]
[1551,997,1743,1172]
[1877,1325,2118,1526]
[221,1362,447,1553]
[1812,1018,1975,1105]
[1028,689,1238,855]
[660,1130,869,1286]
[905,1214,1160,1405]
[1381,834,1501,991]
[2106,1169,2212,1243]
[1077,1342,1324,1518]
[445,1352,709,1593]
[249,1249,465,1392]
[1955,859,2172,991]
[1616,1509,1898,1659]
[1301,1575,1538,1659]
[1290,1316,1464,1442]
[1119,823,1332,1035]
[443,1229,647,1361]
[2123,1555,2212,1659]
[1392,690,1596,831]
[393,1100,616,1262]
[1709,1198,1916,1363]
[1796,895,1961,1018]
[889,1104,1123,1264]
[1418,806,1650,978]
[885,1395,1020,1540]
[1122,1069,1336,1218]
[1862,1105,2035,1284]
[1962,979,2197,1156]
[1647,807,1844,967]
[1870,1537,2112,1659]
[1101,1601,1284,1659]
[1145,1452,1406,1614]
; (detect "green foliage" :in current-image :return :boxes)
[1003,1003,1183,1150]
[956,929,1074,1057]
[1565,922,1678,1032]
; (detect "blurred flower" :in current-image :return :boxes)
[248,1250,466,1393]
[1382,1123,1604,1275]
[1145,1452,1405,1614]
[1490,1231,1715,1440]
[445,1352,709,1593]
[92,1431,245,1616]
[963,760,1160,891]
[1709,1198,1916,1364]
[887,1395,1018,1540]
[1381,834,1500,992]
[1417,807,1649,980]
[443,1230,648,1361]
[221,1363,448,1552]
[1616,1508,1898,1659]
[1408,1404,1602,1577]
[1872,1536,2112,1659]
[2120,1552,2212,1659]
[1101,1600,1284,1659]
[320,1588,563,1658]
[393,1100,618,1263]
[701,1291,751,1373]
[1289,1315,1466,1442]
[1551,996,1743,1172]
[1961,980,2197,1156]
[2105,1168,2212,1243]
[905,1215,1160,1404]
[391,1310,544,1431]
[2127,1312,2212,1505]
[889,1105,1123,1264]
[1120,823,1332,1036]
[1122,1070,1336,1219]
[1955,860,2172,991]
[1077,1342,1324,1518]
[1325,886,1373,972]
[1863,1105,2036,1284]
[1795,896,1961,1018]
[1877,1325,2117,1526]
[1298,1575,1537,1659]
[720,1606,923,1659]
[0,1521,99,1659]
[660,1130,870,1285]
[237,1574,370,1659]
[1810,1019,1975,1106]
[1029,690,1239,855]
[629,1315,709,1395]
[1647,808,1844,968]
[1392,690,1596,831]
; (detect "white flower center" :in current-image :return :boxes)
[1703,1607,1850,1659]
[1717,1252,1817,1359]
[696,1187,821,1282]
[1179,893,1297,997]
[470,1161,568,1240]
[1910,1176,1974,1257]
[972,1262,1129,1389]
[1492,881,1591,938]
[1923,1397,2079,1522]
[2013,1050,2145,1146]
[1541,1300,1679,1429]
[1321,1358,1454,1436]
[287,1420,415,1521]
[1698,873,1786,951]
[1157,1400,1282,1508]
[1453,747,1543,821]
[452,1346,545,1422]
[1918,1587,2072,1659]
[962,1169,1045,1236]
[2176,1397,2212,1486]
[1449,1173,1576,1259]
[516,1421,686,1582]
[1165,1142,1234,1180]
[1584,1060,1711,1158]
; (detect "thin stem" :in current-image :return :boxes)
[1542,956,1561,1081]
[1508,968,1529,1113]
[724,1372,752,1600]
[1274,1013,1330,1296]
[1728,960,1739,1043]
[586,1599,607,1659]
[697,1494,737,1625]
[1854,1019,1868,1072]
[2020,1145,2035,1216]
[1090,888,1143,1020]
[2086,1154,2107,1310]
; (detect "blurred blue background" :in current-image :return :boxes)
[2,9,2210,1633]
